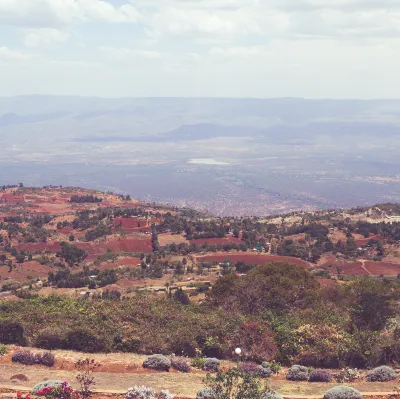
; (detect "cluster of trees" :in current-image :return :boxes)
[84,222,111,241]
[69,195,102,203]
[354,221,400,242]
[48,267,117,289]
[58,242,88,267]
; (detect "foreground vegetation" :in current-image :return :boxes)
[1,262,400,368]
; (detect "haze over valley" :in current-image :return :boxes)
[0,96,399,215]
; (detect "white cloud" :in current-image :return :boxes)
[1,0,400,97]
[0,46,34,64]
[0,0,142,28]
[23,28,70,47]
[209,45,268,58]
[99,46,164,60]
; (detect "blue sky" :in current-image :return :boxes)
[0,0,400,98]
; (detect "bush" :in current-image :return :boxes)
[286,365,309,381]
[66,329,107,353]
[35,328,65,350]
[32,381,70,395]
[125,386,174,399]
[366,366,397,382]
[0,344,7,356]
[192,357,206,369]
[0,321,26,345]
[142,354,171,371]
[334,368,361,383]
[259,364,273,378]
[12,349,36,365]
[309,370,332,383]
[268,361,281,375]
[12,350,55,367]
[36,351,56,367]
[196,388,215,399]
[203,358,220,372]
[203,369,273,399]
[261,392,283,399]
[239,362,261,376]
[323,386,362,399]
[171,357,191,373]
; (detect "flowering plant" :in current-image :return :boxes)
[16,393,31,399]
[36,382,80,399]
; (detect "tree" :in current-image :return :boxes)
[173,288,190,305]
[59,242,88,267]
[175,261,185,275]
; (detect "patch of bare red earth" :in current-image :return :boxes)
[0,261,52,282]
[319,256,368,275]
[364,261,400,276]
[16,238,152,259]
[354,235,386,247]
[196,253,310,267]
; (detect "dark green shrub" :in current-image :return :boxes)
[12,349,55,367]
[66,329,107,353]
[366,366,397,382]
[12,349,36,365]
[36,351,56,367]
[113,336,141,353]
[192,357,206,369]
[203,368,273,399]
[0,321,26,345]
[171,357,191,373]
[0,344,7,356]
[34,328,65,350]
[238,362,261,376]
[259,363,273,378]
[323,386,362,399]
[203,358,220,372]
[286,365,309,381]
[142,354,171,371]
[309,370,332,382]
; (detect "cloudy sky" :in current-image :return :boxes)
[0,0,400,98]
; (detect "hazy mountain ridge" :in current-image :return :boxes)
[0,96,399,216]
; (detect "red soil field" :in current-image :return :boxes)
[158,233,189,247]
[16,242,62,253]
[88,238,153,254]
[196,253,310,267]
[190,237,243,246]
[364,261,400,276]
[0,261,52,282]
[113,217,148,228]
[0,194,25,204]
[337,262,369,275]
[117,257,142,267]
[319,256,369,276]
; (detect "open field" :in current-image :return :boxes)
[0,347,400,398]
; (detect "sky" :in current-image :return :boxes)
[0,0,400,98]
